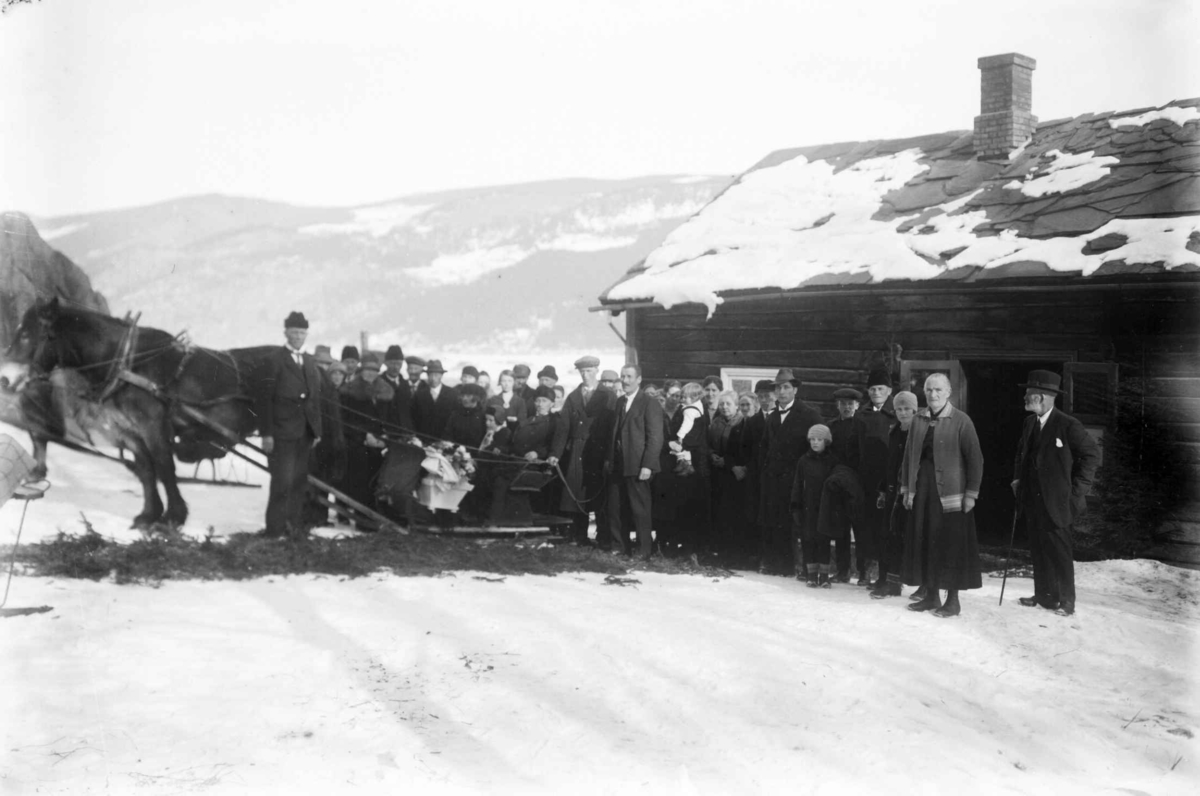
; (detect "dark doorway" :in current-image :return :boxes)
[961,359,1062,546]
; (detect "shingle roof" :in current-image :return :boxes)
[600,100,1200,312]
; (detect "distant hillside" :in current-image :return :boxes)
[0,212,109,349]
[32,176,729,359]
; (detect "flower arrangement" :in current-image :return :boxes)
[417,441,476,512]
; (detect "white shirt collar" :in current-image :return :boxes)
[1038,408,1052,428]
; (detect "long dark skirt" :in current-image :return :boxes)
[712,468,748,555]
[901,459,982,590]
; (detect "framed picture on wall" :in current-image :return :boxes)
[719,367,782,396]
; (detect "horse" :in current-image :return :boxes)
[2,297,276,529]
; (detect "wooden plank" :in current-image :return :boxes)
[641,349,880,370]
[1156,423,1200,442]
[1145,376,1200,398]
[1143,397,1200,424]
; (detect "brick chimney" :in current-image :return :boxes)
[973,53,1037,159]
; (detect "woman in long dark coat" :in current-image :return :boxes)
[338,357,396,516]
[900,375,984,617]
[871,390,917,599]
[710,391,752,560]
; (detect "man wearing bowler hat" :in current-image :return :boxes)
[259,311,323,539]
[413,360,458,439]
[1011,369,1100,617]
[382,344,415,431]
[759,368,822,575]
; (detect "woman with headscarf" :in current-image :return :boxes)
[900,374,984,617]
[732,391,765,563]
[871,390,918,599]
[710,391,748,559]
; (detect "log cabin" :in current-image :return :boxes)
[595,54,1200,564]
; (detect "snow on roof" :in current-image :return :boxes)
[1003,150,1119,197]
[602,100,1200,311]
[1108,105,1200,129]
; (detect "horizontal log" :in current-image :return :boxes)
[1153,521,1200,545]
[642,328,1095,354]
[1157,423,1200,443]
[1143,397,1200,424]
[640,306,1108,336]
[640,349,878,371]
[1144,377,1200,398]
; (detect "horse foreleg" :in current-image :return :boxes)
[153,422,189,528]
[125,444,165,530]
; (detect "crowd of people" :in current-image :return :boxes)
[259,312,1101,620]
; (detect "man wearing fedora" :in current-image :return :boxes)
[413,360,458,439]
[1011,369,1101,617]
[759,368,822,575]
[259,311,323,539]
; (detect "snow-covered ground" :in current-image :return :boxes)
[1,426,1197,795]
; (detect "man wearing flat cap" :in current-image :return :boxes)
[404,355,428,397]
[512,364,538,408]
[258,311,323,539]
[413,360,458,439]
[549,355,616,545]
[829,386,865,581]
[1012,369,1100,617]
[759,368,822,575]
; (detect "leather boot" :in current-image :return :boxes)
[908,584,928,602]
[907,586,942,612]
[934,590,961,618]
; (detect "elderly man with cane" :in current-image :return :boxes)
[1008,370,1100,617]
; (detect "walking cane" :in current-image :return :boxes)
[2,482,48,611]
[998,508,1020,606]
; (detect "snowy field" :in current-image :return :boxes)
[0,425,1197,795]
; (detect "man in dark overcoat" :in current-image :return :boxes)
[829,386,864,582]
[759,368,823,575]
[603,364,665,557]
[549,355,616,544]
[856,368,896,587]
[381,344,415,431]
[303,352,345,529]
[1011,370,1101,617]
[259,311,323,539]
[412,359,458,440]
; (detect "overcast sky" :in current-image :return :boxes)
[1,0,1196,217]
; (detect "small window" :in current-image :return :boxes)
[1064,362,1117,425]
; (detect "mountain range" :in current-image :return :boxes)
[24,176,729,373]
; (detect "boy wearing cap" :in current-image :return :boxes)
[1012,370,1100,617]
[829,387,864,582]
[259,311,323,539]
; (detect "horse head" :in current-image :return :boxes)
[1,297,67,392]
